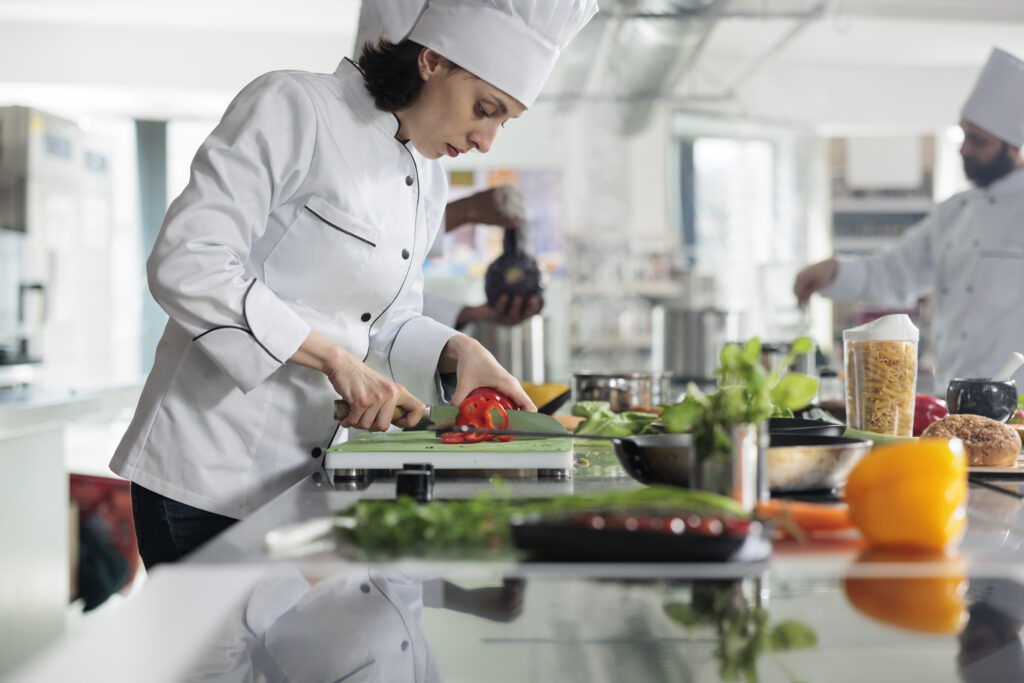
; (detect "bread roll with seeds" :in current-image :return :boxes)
[921,413,1021,467]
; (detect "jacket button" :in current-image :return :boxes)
[310,447,323,459]
[360,583,370,593]
[401,248,410,260]
[405,175,414,186]
[401,640,409,651]
[361,312,371,322]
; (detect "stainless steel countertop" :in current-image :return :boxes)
[0,381,142,438]
[12,446,1024,682]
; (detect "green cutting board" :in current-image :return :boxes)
[328,430,571,453]
[326,410,571,454]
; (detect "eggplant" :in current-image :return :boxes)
[484,225,544,307]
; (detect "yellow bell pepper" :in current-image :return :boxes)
[844,548,967,634]
[843,438,967,551]
[520,382,569,410]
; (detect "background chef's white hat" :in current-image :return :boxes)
[962,47,1024,148]
[407,0,599,108]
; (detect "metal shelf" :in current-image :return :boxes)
[832,197,933,214]
[569,334,652,351]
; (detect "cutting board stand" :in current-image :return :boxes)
[327,449,574,482]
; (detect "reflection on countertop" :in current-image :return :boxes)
[178,566,1024,683]
[12,439,1024,681]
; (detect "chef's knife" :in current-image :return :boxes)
[333,399,567,434]
[414,424,625,441]
[333,399,456,427]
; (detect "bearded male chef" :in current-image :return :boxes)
[109,0,599,569]
[794,47,1024,390]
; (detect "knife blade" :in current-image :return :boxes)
[333,399,570,435]
[417,424,619,441]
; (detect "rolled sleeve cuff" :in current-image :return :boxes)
[194,280,311,393]
[388,316,459,403]
[422,294,465,329]
[820,258,867,301]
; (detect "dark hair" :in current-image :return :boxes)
[358,38,429,112]
[359,38,465,112]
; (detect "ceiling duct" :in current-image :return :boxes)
[540,0,830,135]
[601,0,721,135]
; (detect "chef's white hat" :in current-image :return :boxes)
[962,47,1024,148]
[407,0,599,108]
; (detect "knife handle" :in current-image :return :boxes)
[334,399,409,424]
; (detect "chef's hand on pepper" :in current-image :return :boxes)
[289,329,425,431]
[455,294,544,328]
[440,335,536,411]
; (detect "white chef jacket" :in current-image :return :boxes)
[185,569,442,683]
[110,59,458,518]
[422,294,465,329]
[822,167,1024,390]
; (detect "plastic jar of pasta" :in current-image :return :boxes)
[843,314,919,436]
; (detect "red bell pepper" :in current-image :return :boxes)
[912,394,949,436]
[439,388,517,443]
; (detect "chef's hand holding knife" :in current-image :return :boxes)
[290,329,426,432]
[439,334,537,411]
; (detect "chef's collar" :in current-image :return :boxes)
[334,58,403,141]
[974,164,1024,202]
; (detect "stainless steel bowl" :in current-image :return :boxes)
[573,371,674,412]
[766,434,873,492]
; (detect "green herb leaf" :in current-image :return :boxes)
[661,397,704,433]
[571,401,614,419]
[769,620,818,650]
[770,373,819,411]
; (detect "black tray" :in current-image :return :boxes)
[767,433,868,448]
[767,417,845,437]
[511,519,767,563]
[537,389,571,415]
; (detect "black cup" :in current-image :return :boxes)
[946,378,1018,423]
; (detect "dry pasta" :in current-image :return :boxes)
[845,340,917,436]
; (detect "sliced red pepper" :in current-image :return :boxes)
[440,431,466,444]
[468,387,515,412]
[437,388,517,444]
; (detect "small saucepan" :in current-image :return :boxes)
[612,433,694,487]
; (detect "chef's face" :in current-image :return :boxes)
[396,49,526,159]
[960,119,1020,187]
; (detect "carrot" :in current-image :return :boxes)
[755,498,855,541]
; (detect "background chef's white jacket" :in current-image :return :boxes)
[110,59,458,518]
[822,167,1024,390]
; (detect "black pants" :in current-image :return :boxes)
[130,483,237,570]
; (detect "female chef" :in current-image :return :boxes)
[110,0,599,568]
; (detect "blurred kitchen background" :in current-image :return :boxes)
[1,0,1009,394]
[2,0,1023,671]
